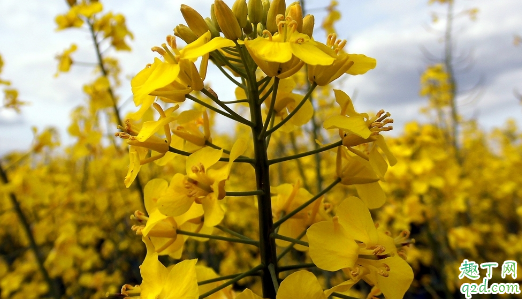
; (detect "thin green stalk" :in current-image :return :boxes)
[288,132,311,191]
[274,178,340,228]
[278,263,316,272]
[167,145,254,164]
[220,47,241,57]
[215,225,253,241]
[226,190,264,196]
[86,15,146,209]
[277,230,306,261]
[185,94,252,127]
[269,140,342,164]
[0,162,61,299]
[259,77,279,139]
[211,51,246,77]
[238,43,278,299]
[259,84,274,103]
[264,82,317,137]
[176,230,259,246]
[221,99,249,104]
[271,233,309,247]
[198,271,259,286]
[199,264,264,299]
[201,88,250,123]
[268,264,279,292]
[257,75,272,88]
[214,62,244,88]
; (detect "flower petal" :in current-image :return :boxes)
[202,195,224,227]
[307,220,359,271]
[346,54,376,75]
[335,196,379,246]
[355,182,386,209]
[323,115,371,139]
[276,271,325,299]
[160,259,199,299]
[157,174,195,216]
[375,257,414,299]
[245,37,293,63]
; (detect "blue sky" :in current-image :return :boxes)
[1,0,521,155]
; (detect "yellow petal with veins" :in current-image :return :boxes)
[323,115,371,139]
[245,37,293,63]
[307,220,359,271]
[346,54,376,75]
[335,196,379,246]
[276,271,325,299]
[355,182,386,209]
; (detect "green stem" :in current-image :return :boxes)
[167,146,254,164]
[277,230,306,261]
[226,190,264,196]
[238,43,278,299]
[213,61,244,88]
[211,51,246,77]
[0,162,61,299]
[274,178,340,228]
[269,140,342,165]
[271,233,309,247]
[215,225,253,241]
[268,264,279,292]
[221,99,249,104]
[176,230,259,246]
[278,263,316,272]
[198,271,259,286]
[264,82,317,137]
[259,77,279,139]
[259,84,274,103]
[199,264,264,299]
[201,88,250,123]
[186,94,252,127]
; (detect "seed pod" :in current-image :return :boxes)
[174,24,198,44]
[286,2,303,32]
[214,0,243,40]
[232,0,248,28]
[248,0,263,25]
[302,14,314,37]
[180,4,209,37]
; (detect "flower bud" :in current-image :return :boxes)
[180,4,209,37]
[248,0,263,24]
[266,0,286,33]
[286,2,303,32]
[214,0,243,40]
[174,24,198,44]
[205,17,220,38]
[262,0,270,26]
[302,14,314,37]
[210,4,221,31]
[232,0,248,28]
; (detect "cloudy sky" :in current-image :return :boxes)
[1,0,521,155]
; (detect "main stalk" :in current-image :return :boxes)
[239,44,278,298]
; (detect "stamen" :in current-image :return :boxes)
[151,46,166,56]
[262,30,273,41]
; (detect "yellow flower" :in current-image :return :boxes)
[262,77,314,132]
[308,34,377,85]
[307,196,414,299]
[131,179,208,258]
[235,271,348,299]
[272,180,328,251]
[131,31,235,119]
[117,104,178,187]
[157,138,247,227]
[245,14,336,77]
[138,236,199,299]
[55,44,77,77]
